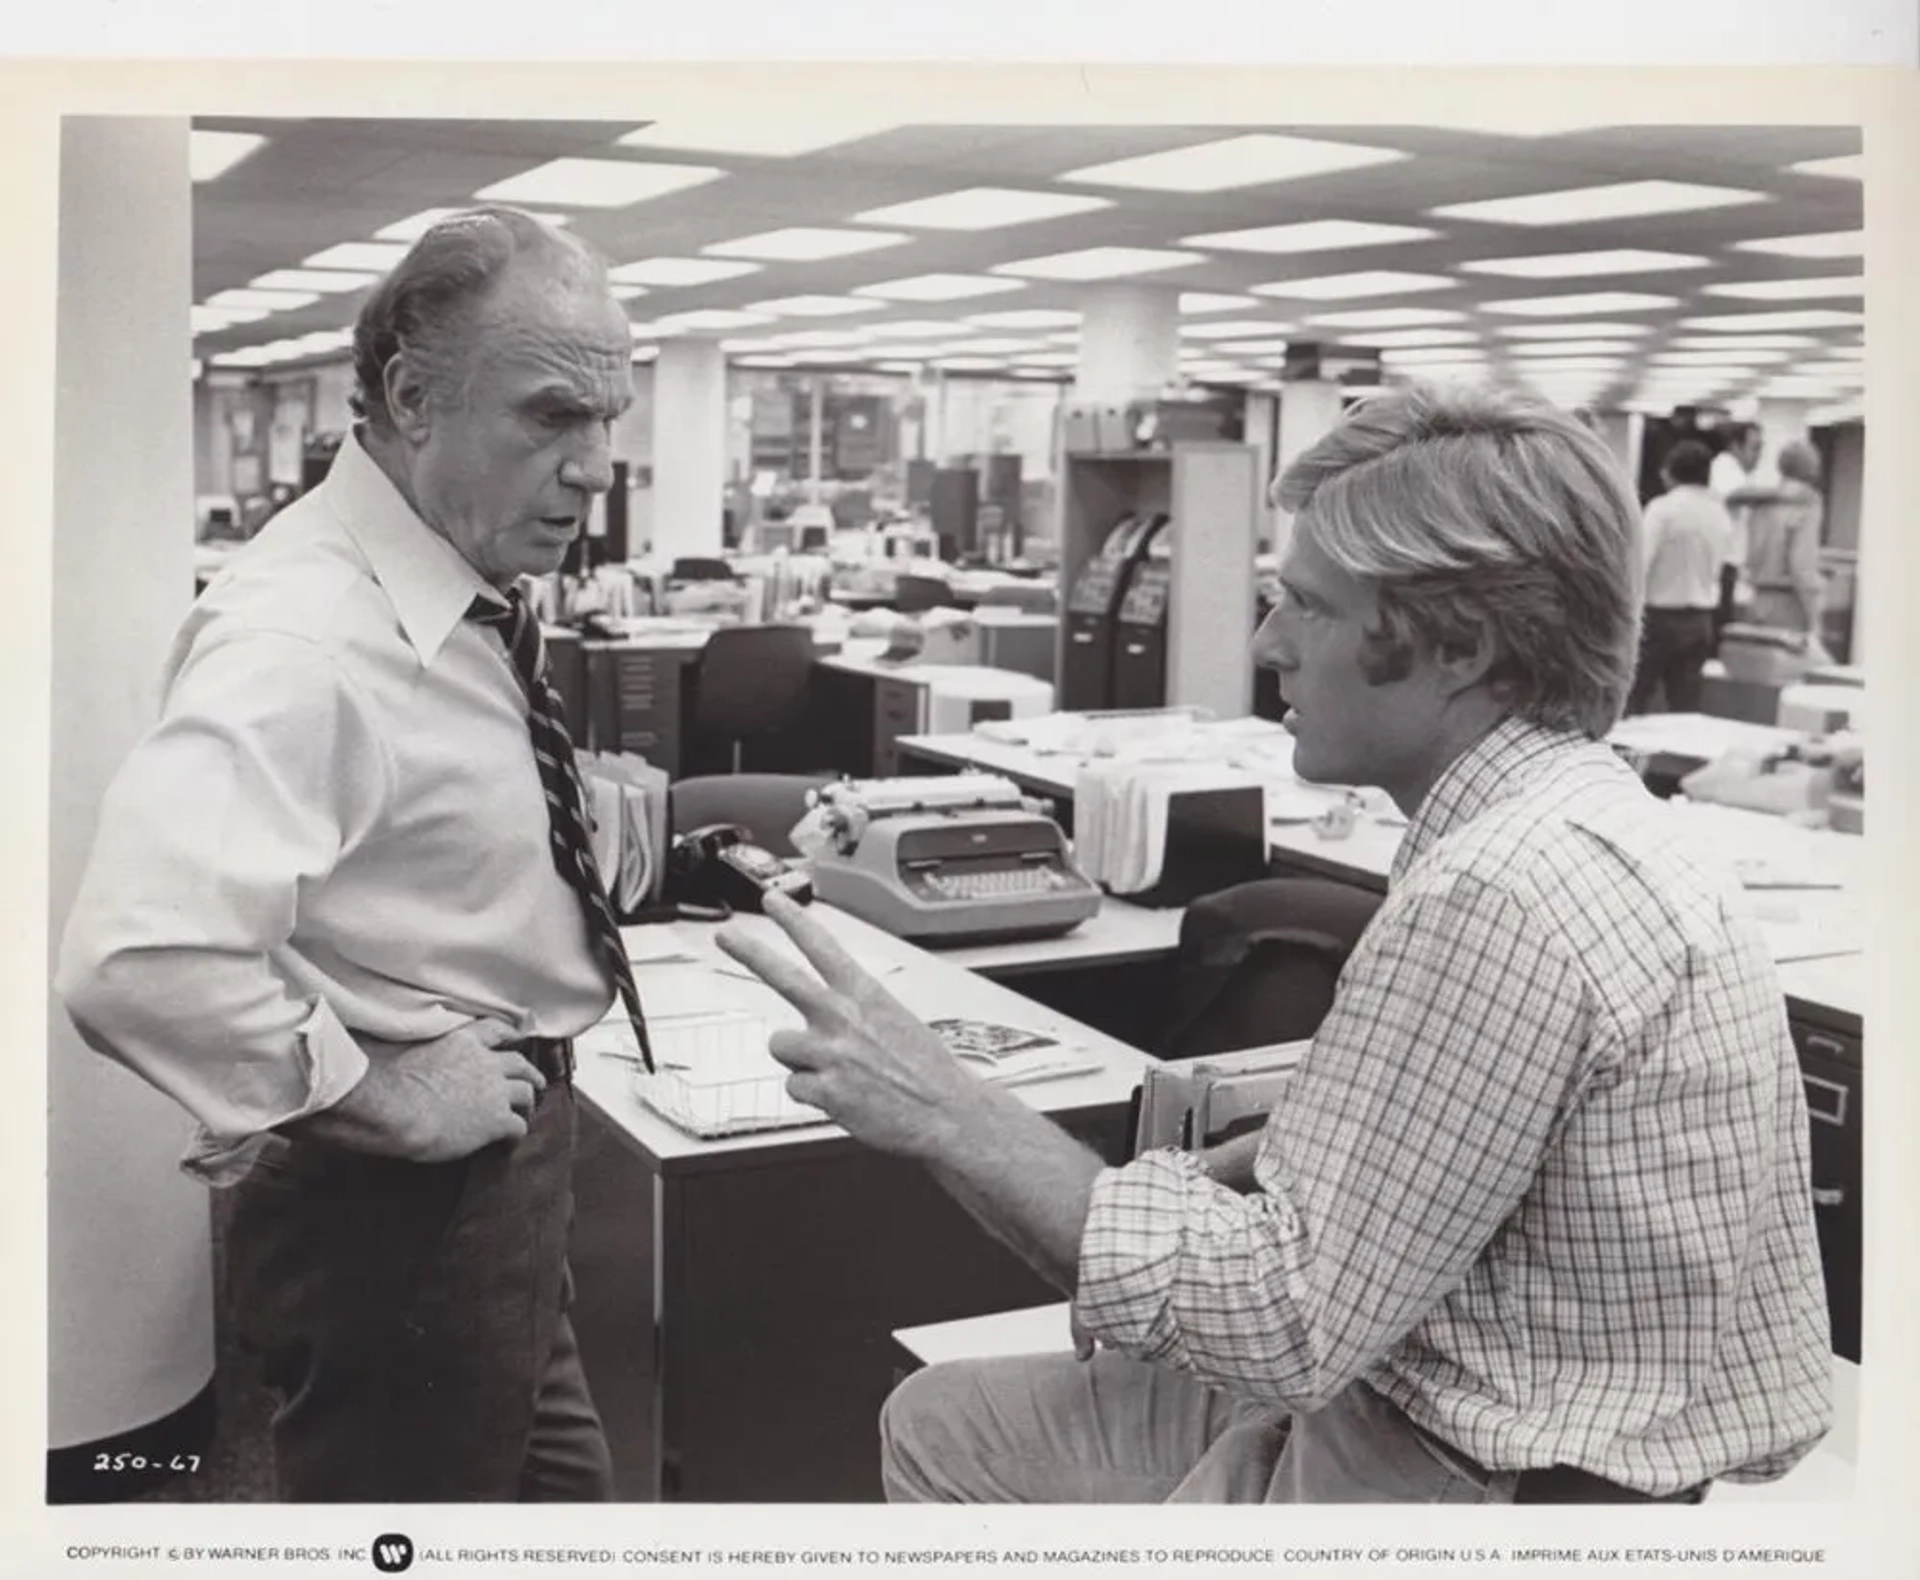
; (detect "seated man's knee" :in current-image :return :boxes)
[880,1362,983,1503]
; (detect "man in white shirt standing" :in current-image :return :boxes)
[1629,439,1734,714]
[1708,420,1765,641]
[57,208,640,1501]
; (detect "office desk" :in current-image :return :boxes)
[569,904,1154,1501]
[811,656,1054,778]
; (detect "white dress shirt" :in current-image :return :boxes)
[57,432,612,1181]
[1076,718,1832,1495]
[1642,484,1734,610]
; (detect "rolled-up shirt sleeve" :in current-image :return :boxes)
[56,628,392,1182]
[1075,875,1593,1410]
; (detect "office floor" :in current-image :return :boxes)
[136,1112,661,1504]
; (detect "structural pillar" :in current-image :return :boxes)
[49,118,215,1459]
[649,335,728,563]
[1270,375,1347,560]
[1072,283,1180,405]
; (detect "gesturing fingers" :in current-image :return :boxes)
[761,890,875,998]
[714,924,840,1021]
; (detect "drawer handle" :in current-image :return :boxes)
[1812,1186,1847,1209]
[1803,1033,1849,1061]
[1802,1073,1849,1128]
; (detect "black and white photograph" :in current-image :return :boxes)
[18,55,1915,1576]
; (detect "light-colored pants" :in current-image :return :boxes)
[881,1352,1519,1504]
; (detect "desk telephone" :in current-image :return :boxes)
[664,824,814,915]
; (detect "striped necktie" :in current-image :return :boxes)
[467,587,655,1074]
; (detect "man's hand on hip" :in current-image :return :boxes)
[285,1019,545,1162]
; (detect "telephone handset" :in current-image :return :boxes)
[664,824,814,916]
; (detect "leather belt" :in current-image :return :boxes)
[513,1036,575,1086]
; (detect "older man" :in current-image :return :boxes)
[58,207,643,1501]
[719,385,1833,1504]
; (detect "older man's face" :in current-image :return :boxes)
[410,263,634,587]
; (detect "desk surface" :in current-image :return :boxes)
[576,904,1155,1177]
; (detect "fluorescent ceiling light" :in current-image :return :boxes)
[1015,352,1082,367]
[991,247,1202,281]
[1335,328,1479,348]
[718,338,784,353]
[1735,231,1864,259]
[1787,155,1863,180]
[206,288,320,312]
[1650,348,1792,365]
[373,207,571,241]
[851,187,1113,229]
[1046,332,1083,345]
[1498,321,1653,339]
[1308,307,1466,328]
[248,269,379,294]
[956,338,1048,355]
[1180,319,1297,339]
[630,345,659,363]
[1758,379,1843,396]
[864,319,979,338]
[191,305,267,330]
[764,329,870,348]
[855,344,947,359]
[1214,339,1295,356]
[935,356,1008,371]
[617,117,890,157]
[1060,133,1405,193]
[190,130,265,182]
[653,309,776,332]
[746,295,885,318]
[1669,334,1819,351]
[705,227,908,262]
[1180,292,1258,314]
[611,285,648,301]
[1508,359,1625,373]
[1252,270,1455,301]
[1462,249,1707,278]
[1191,368,1262,383]
[854,274,1026,302]
[611,257,761,287]
[1506,340,1640,358]
[212,348,275,367]
[474,158,724,208]
[1682,309,1863,332]
[1385,347,1489,364]
[1430,180,1766,226]
[1179,220,1434,254]
[1011,367,1071,380]
[1824,343,1864,358]
[963,309,1081,330]
[1482,291,1675,316]
[1703,276,1865,301]
[734,355,798,368]
[301,242,413,271]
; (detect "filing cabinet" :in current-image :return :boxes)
[1791,1015,1861,1362]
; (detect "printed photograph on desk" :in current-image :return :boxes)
[20,51,1908,1580]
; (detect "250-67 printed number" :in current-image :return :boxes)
[93,1452,201,1473]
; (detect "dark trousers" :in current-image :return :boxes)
[224,1083,612,1502]
[1712,563,1741,645]
[1629,607,1717,715]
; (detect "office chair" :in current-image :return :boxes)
[670,556,739,583]
[894,574,956,614]
[689,623,819,774]
[1156,877,1384,1060]
[669,774,832,856]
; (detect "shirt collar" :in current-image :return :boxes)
[1389,715,1581,885]
[324,429,496,666]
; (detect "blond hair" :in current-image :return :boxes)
[1275,383,1644,738]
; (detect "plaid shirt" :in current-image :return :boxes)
[1078,717,1833,1494]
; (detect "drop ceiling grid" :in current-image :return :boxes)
[190,118,1865,399]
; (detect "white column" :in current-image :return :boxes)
[1588,409,1644,489]
[1270,378,1347,560]
[807,377,826,503]
[649,336,728,563]
[1755,398,1813,469]
[50,117,215,1448]
[1072,283,1180,405]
